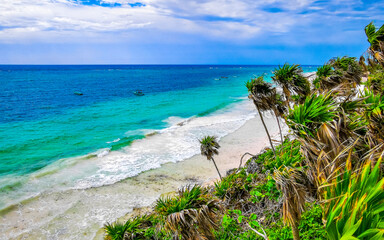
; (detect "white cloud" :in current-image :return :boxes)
[0,0,380,43]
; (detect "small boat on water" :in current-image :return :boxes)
[133,90,144,96]
[74,91,83,96]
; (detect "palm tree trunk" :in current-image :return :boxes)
[256,107,276,157]
[291,222,300,240]
[275,112,284,143]
[283,86,291,111]
[211,157,222,180]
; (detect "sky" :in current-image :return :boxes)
[0,0,383,64]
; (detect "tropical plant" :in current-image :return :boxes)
[359,55,368,72]
[362,90,384,147]
[274,167,311,240]
[332,56,363,87]
[287,92,337,138]
[272,64,309,109]
[246,76,277,156]
[104,215,158,240]
[313,64,333,90]
[199,135,222,180]
[104,221,129,240]
[155,185,221,239]
[315,57,362,93]
[322,157,384,240]
[367,71,384,94]
[265,204,326,240]
[214,169,252,203]
[250,139,304,173]
[365,22,384,65]
[267,88,286,143]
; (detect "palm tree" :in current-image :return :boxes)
[199,136,222,180]
[313,64,333,91]
[272,64,310,109]
[246,76,276,156]
[267,88,286,143]
[329,56,363,88]
[365,22,384,65]
[274,167,310,240]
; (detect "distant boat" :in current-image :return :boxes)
[214,78,220,81]
[74,91,83,96]
[133,90,144,96]
[221,76,228,79]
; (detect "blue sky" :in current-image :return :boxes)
[0,0,383,64]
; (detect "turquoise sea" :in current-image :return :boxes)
[0,65,316,210]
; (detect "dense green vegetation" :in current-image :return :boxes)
[104,22,384,240]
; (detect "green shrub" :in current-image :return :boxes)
[104,214,164,240]
[104,221,128,240]
[250,175,280,203]
[265,204,326,240]
[251,139,304,173]
[155,185,207,216]
[367,71,384,94]
[214,169,253,201]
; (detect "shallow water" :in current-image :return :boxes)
[0,65,317,212]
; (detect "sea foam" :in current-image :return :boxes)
[0,100,256,210]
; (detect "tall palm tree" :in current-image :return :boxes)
[199,136,222,180]
[274,167,310,240]
[272,64,310,109]
[365,22,384,65]
[246,76,276,156]
[267,88,286,143]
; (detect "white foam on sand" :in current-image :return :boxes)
[74,101,257,189]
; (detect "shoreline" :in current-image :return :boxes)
[0,102,284,240]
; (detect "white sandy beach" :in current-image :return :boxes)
[0,101,285,240]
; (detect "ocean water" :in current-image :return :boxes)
[0,65,316,210]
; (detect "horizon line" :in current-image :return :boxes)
[0,63,321,66]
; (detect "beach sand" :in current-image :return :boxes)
[0,103,285,240]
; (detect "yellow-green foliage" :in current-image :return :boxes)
[251,139,304,172]
[323,158,384,240]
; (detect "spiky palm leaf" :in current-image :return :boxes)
[287,92,338,138]
[323,156,384,240]
[155,185,221,240]
[104,222,128,240]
